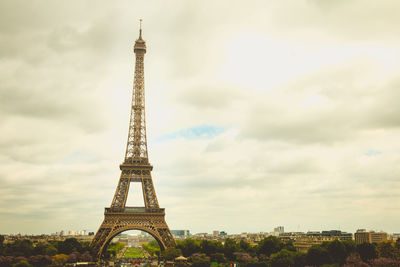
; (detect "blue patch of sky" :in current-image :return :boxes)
[364,149,382,157]
[155,125,224,142]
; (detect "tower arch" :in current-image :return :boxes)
[99,227,166,259]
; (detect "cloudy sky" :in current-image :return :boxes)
[1,0,400,235]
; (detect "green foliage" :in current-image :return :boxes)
[357,242,378,262]
[51,254,68,266]
[257,236,283,257]
[12,260,33,267]
[176,239,201,257]
[293,251,307,267]
[306,245,333,266]
[190,253,211,267]
[344,253,370,267]
[161,247,182,260]
[142,240,160,256]
[5,240,34,257]
[239,240,251,252]
[0,238,92,266]
[107,242,124,256]
[123,247,144,258]
[223,239,239,260]
[210,252,226,263]
[376,241,396,259]
[57,238,82,254]
[270,249,295,267]
[32,243,56,256]
[282,240,297,252]
[269,249,306,267]
[342,240,357,256]
[200,240,223,255]
[324,240,347,265]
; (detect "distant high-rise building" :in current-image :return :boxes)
[219,231,227,236]
[171,230,190,237]
[274,226,284,233]
[213,231,219,236]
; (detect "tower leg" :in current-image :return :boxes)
[90,211,175,260]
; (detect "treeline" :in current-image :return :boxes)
[0,236,93,267]
[159,236,400,267]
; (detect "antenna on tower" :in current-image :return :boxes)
[139,19,143,39]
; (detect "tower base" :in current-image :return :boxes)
[91,208,175,260]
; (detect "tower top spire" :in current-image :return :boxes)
[139,19,143,39]
[134,19,146,53]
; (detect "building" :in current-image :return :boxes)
[321,230,353,241]
[171,230,190,238]
[355,229,371,244]
[291,230,353,252]
[294,236,340,252]
[391,233,400,241]
[370,231,388,243]
[355,229,388,244]
[274,226,284,234]
[219,231,227,236]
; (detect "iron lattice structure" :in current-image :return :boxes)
[91,25,175,260]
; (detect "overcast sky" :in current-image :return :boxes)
[1,0,400,235]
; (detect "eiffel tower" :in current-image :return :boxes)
[91,22,175,260]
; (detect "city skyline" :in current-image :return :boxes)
[1,1,400,235]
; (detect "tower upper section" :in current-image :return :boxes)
[124,22,149,165]
[134,26,146,53]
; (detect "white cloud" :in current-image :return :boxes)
[1,0,400,235]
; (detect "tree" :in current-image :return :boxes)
[369,257,399,267]
[257,236,283,257]
[200,240,223,256]
[239,240,251,253]
[142,240,160,257]
[234,252,252,263]
[223,239,239,260]
[306,246,333,266]
[293,251,307,267]
[283,240,297,252]
[343,253,370,267]
[325,240,347,265]
[190,253,210,267]
[376,242,396,259]
[176,239,201,257]
[80,251,93,262]
[342,240,357,257]
[270,249,295,267]
[51,254,68,266]
[67,252,80,263]
[58,238,82,254]
[357,243,377,262]
[161,247,182,260]
[12,260,32,267]
[28,255,52,267]
[0,236,4,256]
[210,252,226,263]
[6,240,34,257]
